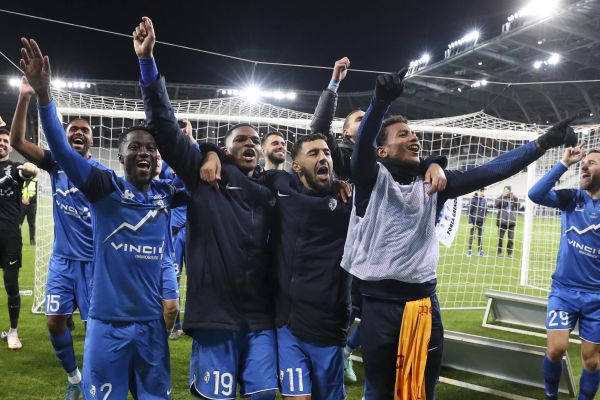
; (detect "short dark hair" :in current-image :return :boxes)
[588,149,600,155]
[0,127,9,136]
[376,115,408,146]
[67,117,91,127]
[261,130,285,146]
[118,126,153,148]
[342,109,363,131]
[290,133,327,160]
[224,123,257,145]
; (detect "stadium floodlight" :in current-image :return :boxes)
[532,53,560,70]
[241,85,261,103]
[445,30,480,58]
[504,0,559,33]
[470,79,488,88]
[547,53,560,65]
[457,87,462,93]
[407,53,431,75]
[219,86,296,101]
[8,78,20,87]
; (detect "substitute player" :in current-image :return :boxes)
[21,37,181,399]
[9,76,106,398]
[0,128,38,350]
[528,142,600,400]
[343,68,578,399]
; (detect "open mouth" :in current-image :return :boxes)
[136,160,151,171]
[242,148,256,162]
[407,144,420,154]
[316,164,330,182]
[71,137,85,149]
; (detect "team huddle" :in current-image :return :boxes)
[0,15,598,400]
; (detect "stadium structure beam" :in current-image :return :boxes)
[477,49,521,67]
[507,38,598,71]
[574,83,596,115]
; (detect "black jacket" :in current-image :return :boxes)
[141,76,275,331]
[264,170,352,346]
[468,195,487,226]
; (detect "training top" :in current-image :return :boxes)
[528,161,600,293]
[39,100,182,321]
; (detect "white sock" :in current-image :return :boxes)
[344,345,352,357]
[8,328,17,335]
[67,368,82,384]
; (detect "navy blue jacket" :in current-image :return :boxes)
[264,170,352,346]
[141,76,276,331]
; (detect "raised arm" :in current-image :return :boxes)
[20,38,92,188]
[528,144,584,209]
[352,69,406,190]
[134,16,210,191]
[440,116,578,203]
[310,57,351,179]
[9,77,46,165]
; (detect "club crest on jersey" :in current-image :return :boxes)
[204,371,210,383]
[575,201,585,212]
[329,197,337,211]
[122,189,135,200]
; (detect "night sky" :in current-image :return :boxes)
[0,1,524,92]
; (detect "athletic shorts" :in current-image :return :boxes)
[0,229,22,270]
[172,227,185,277]
[547,284,600,344]
[45,255,93,320]
[189,327,278,399]
[276,325,345,399]
[82,318,171,399]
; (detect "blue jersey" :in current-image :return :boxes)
[39,100,180,321]
[528,161,600,292]
[84,173,177,321]
[39,150,107,261]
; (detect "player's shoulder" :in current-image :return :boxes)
[88,157,109,171]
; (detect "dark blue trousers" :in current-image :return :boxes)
[361,294,443,400]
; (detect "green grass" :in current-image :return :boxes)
[0,222,583,399]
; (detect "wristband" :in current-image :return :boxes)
[327,80,339,92]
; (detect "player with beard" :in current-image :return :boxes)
[9,76,107,398]
[0,127,38,351]
[261,131,287,171]
[529,143,600,400]
[134,17,278,400]
[21,37,183,399]
[343,68,579,400]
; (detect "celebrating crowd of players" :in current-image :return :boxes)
[0,15,598,400]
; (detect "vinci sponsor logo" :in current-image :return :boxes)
[55,199,90,220]
[110,240,165,260]
[567,238,600,258]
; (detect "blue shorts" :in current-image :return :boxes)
[547,285,600,344]
[82,318,171,399]
[189,328,278,399]
[45,255,93,320]
[172,227,185,277]
[276,325,345,399]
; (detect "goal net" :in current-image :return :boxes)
[32,87,599,313]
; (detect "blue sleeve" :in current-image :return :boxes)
[139,58,159,85]
[140,74,206,191]
[439,141,545,204]
[38,101,91,188]
[528,161,573,209]
[352,98,389,215]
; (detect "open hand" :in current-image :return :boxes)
[19,38,51,104]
